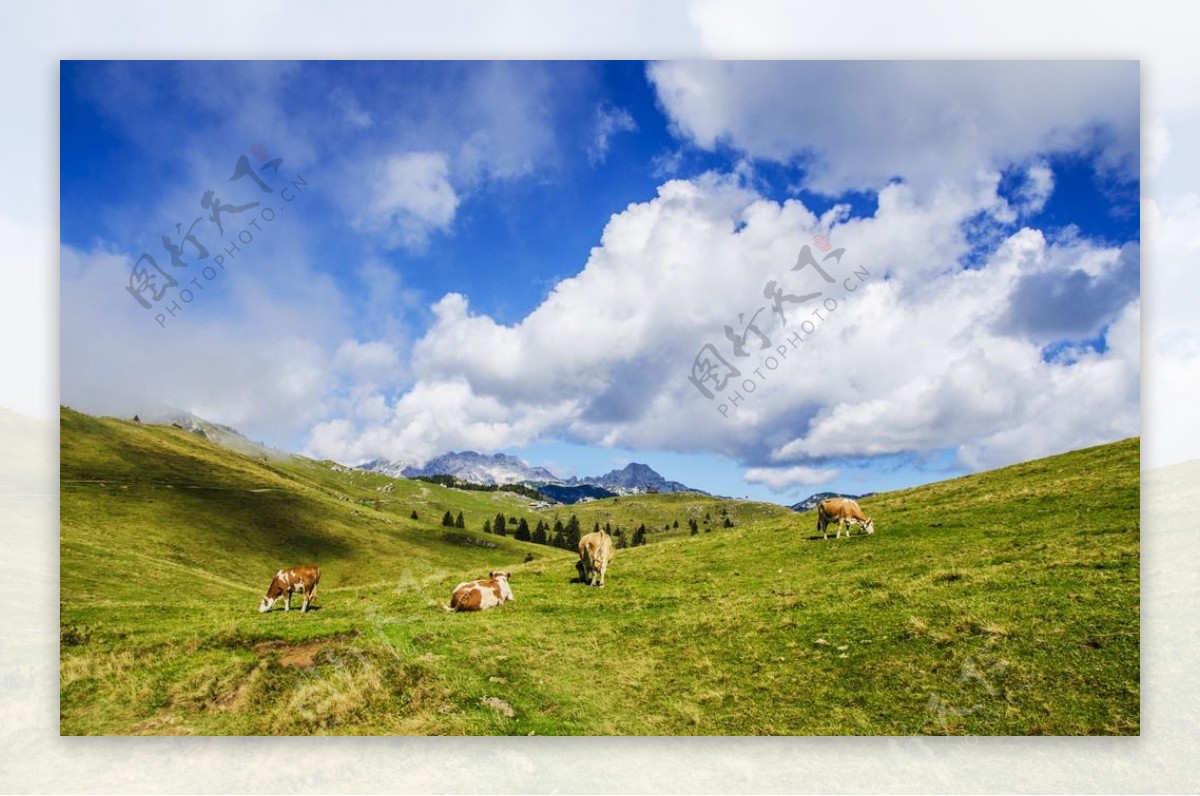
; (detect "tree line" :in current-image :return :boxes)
[438,505,736,551]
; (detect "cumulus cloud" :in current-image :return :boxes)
[588,103,637,165]
[744,465,840,493]
[646,61,1138,196]
[997,239,1139,343]
[306,170,1139,475]
[1015,163,1056,215]
[355,151,459,251]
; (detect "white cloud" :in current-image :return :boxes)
[309,171,1139,474]
[333,340,401,382]
[355,151,460,251]
[304,377,579,465]
[59,241,352,446]
[332,89,374,130]
[1014,163,1055,215]
[744,465,839,492]
[334,339,398,372]
[646,61,1138,196]
[588,103,637,165]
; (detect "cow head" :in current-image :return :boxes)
[489,571,515,602]
[864,518,875,535]
[258,580,284,613]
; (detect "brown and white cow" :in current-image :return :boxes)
[816,498,875,539]
[577,530,615,587]
[258,565,321,613]
[448,571,514,612]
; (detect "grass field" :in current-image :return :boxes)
[59,408,1139,735]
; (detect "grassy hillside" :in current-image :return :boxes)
[60,409,1138,735]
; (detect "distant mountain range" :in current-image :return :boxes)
[789,491,875,512]
[361,450,558,486]
[564,462,696,495]
[358,450,704,502]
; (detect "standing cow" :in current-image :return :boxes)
[448,571,515,612]
[577,530,615,587]
[259,565,321,613]
[816,498,875,539]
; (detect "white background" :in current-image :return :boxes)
[2,1,1198,792]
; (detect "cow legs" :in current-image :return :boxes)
[302,584,317,613]
[284,592,291,611]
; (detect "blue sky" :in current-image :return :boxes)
[59,60,1140,504]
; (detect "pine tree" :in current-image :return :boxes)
[723,516,734,528]
[673,519,679,529]
[532,520,548,545]
[494,513,507,537]
[616,535,628,549]
[455,511,465,528]
[604,522,612,534]
[565,515,582,549]
[552,518,565,543]
[632,524,647,547]
[515,518,531,541]
[410,510,419,520]
[594,521,601,533]
[441,510,454,527]
[483,518,492,534]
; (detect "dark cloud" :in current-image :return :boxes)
[998,241,1139,342]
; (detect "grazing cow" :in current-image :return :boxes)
[448,571,514,612]
[816,498,875,540]
[259,565,321,613]
[577,530,615,587]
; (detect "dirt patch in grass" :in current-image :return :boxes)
[252,633,359,669]
[254,639,327,669]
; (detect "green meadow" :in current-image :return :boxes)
[59,408,1139,735]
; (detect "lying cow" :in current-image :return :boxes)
[577,530,615,587]
[448,571,514,612]
[816,498,875,539]
[259,565,321,613]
